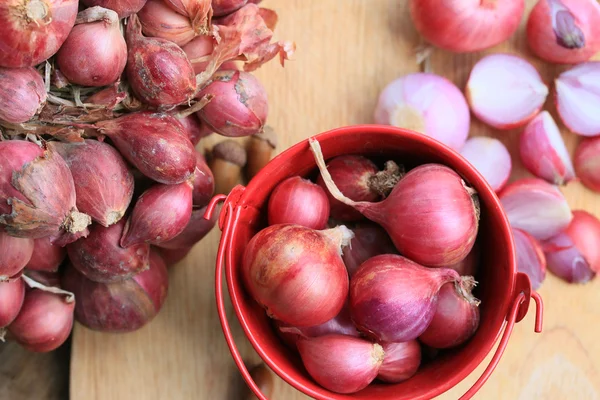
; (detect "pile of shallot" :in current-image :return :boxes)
[375,0,600,290]
[0,0,289,352]
[242,139,482,394]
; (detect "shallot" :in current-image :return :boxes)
[316,155,401,222]
[513,228,546,290]
[275,303,360,348]
[121,182,193,247]
[409,0,525,53]
[267,176,329,229]
[460,137,511,192]
[212,0,247,16]
[61,250,169,332]
[419,282,480,348]
[519,111,575,185]
[466,54,548,129]
[342,223,397,278]
[126,15,196,107]
[377,341,421,383]
[80,0,148,18]
[155,246,192,265]
[445,243,479,276]
[196,70,268,137]
[575,136,600,193]
[49,140,134,227]
[192,151,215,207]
[555,62,600,136]
[138,0,197,46]
[243,224,352,327]
[26,237,66,272]
[56,7,127,87]
[164,0,212,35]
[0,0,78,68]
[95,112,197,184]
[297,335,384,394]
[155,205,218,250]
[349,254,476,342]
[0,141,91,245]
[0,232,33,281]
[312,139,479,266]
[177,112,212,145]
[499,178,572,240]
[543,210,600,283]
[0,278,26,328]
[374,73,470,150]
[67,217,150,283]
[183,35,215,74]
[527,0,600,64]
[0,67,47,124]
[8,288,74,352]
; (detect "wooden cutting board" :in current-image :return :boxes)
[70,1,600,399]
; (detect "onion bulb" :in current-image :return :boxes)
[0,67,47,124]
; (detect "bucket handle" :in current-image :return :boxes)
[207,195,544,400]
[459,288,543,400]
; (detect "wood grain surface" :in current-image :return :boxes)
[70,1,600,399]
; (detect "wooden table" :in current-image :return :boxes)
[66,1,600,399]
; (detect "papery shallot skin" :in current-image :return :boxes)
[138,0,196,46]
[0,141,91,245]
[0,0,79,68]
[81,0,148,18]
[95,112,197,184]
[196,70,268,137]
[126,15,196,108]
[242,224,351,327]
[61,251,168,333]
[67,218,150,283]
[0,67,47,124]
[212,0,248,17]
[49,140,134,227]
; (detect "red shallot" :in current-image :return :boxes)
[527,0,600,64]
[67,217,150,283]
[513,228,546,290]
[374,73,470,150]
[61,251,169,332]
[499,178,572,240]
[377,341,421,383]
[0,67,47,124]
[419,282,480,348]
[575,136,600,193]
[49,140,134,227]
[349,254,477,342]
[56,7,127,87]
[212,0,247,17]
[555,61,600,137]
[121,182,193,248]
[126,15,196,107]
[243,224,352,327]
[8,287,74,352]
[165,0,212,35]
[316,155,402,222]
[296,335,384,394]
[95,112,197,184]
[342,223,398,278]
[0,0,78,68]
[520,111,575,185]
[0,141,91,245]
[80,0,148,18]
[155,205,218,250]
[192,151,215,207]
[138,0,197,46]
[177,112,212,145]
[0,278,26,328]
[446,242,479,277]
[196,70,268,137]
[0,232,33,281]
[275,303,360,348]
[460,137,511,193]
[267,176,329,230]
[409,0,525,53]
[183,35,215,74]
[466,54,548,129]
[155,246,192,265]
[25,237,66,272]
[312,139,479,267]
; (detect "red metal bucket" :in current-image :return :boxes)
[206,125,543,400]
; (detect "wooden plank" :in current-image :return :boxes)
[70,1,600,399]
